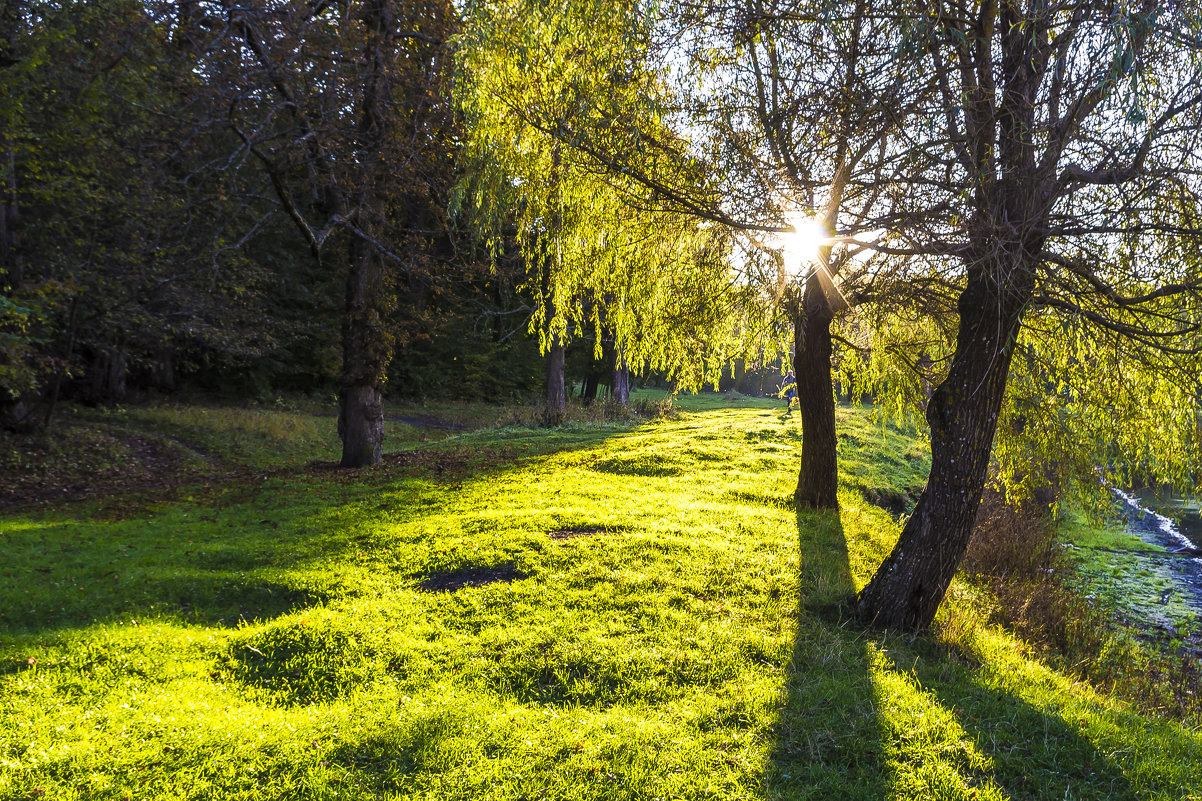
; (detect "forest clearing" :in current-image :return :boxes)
[2,393,1201,800]
[6,0,1202,796]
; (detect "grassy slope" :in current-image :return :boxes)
[1,393,1200,800]
[0,399,493,506]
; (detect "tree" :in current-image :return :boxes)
[463,0,935,505]
[196,0,458,466]
[853,0,1202,629]
[456,0,761,410]
[464,0,1202,631]
[0,0,270,427]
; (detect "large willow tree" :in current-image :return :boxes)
[464,0,1202,631]
[459,0,944,506]
[456,0,762,410]
[850,0,1202,629]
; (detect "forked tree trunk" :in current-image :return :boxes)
[794,275,839,509]
[546,337,565,420]
[856,262,1030,630]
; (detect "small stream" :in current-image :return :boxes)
[1069,490,1202,649]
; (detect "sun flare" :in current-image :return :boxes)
[781,214,827,268]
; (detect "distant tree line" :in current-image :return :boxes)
[0,0,763,464]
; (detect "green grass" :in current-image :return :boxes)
[2,396,1201,799]
[1058,508,1160,553]
[0,397,503,506]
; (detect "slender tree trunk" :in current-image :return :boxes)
[0,147,18,290]
[856,261,1030,630]
[546,336,565,419]
[612,350,630,405]
[0,4,22,291]
[794,275,839,509]
[582,364,599,404]
[86,345,127,403]
[42,295,78,430]
[918,351,933,404]
[151,345,175,392]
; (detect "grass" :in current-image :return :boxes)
[0,397,513,506]
[2,392,1201,799]
[1058,508,1161,553]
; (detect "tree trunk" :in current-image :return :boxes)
[150,345,175,392]
[0,146,19,290]
[794,275,839,510]
[339,382,384,467]
[336,0,398,468]
[42,295,78,430]
[855,263,1029,630]
[546,337,565,420]
[86,345,127,403]
[612,351,630,405]
[338,242,389,467]
[1,2,21,291]
[582,365,599,404]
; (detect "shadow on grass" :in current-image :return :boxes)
[768,506,1150,799]
[902,640,1138,800]
[764,508,886,799]
[0,425,625,638]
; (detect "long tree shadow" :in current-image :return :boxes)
[767,505,1156,799]
[765,508,887,799]
[0,424,629,639]
[897,637,1143,800]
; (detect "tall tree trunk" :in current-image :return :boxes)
[794,275,839,509]
[338,238,389,467]
[546,336,565,420]
[86,345,127,404]
[856,262,1030,630]
[0,146,18,290]
[150,345,174,392]
[582,361,600,404]
[42,295,77,430]
[336,0,398,468]
[0,4,22,290]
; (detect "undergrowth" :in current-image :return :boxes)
[963,486,1202,724]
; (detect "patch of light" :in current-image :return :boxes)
[780,212,828,273]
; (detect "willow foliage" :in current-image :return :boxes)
[455,0,766,390]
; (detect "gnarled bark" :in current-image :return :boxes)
[856,259,1031,630]
[338,240,390,467]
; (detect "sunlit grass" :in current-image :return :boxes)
[2,396,1200,799]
